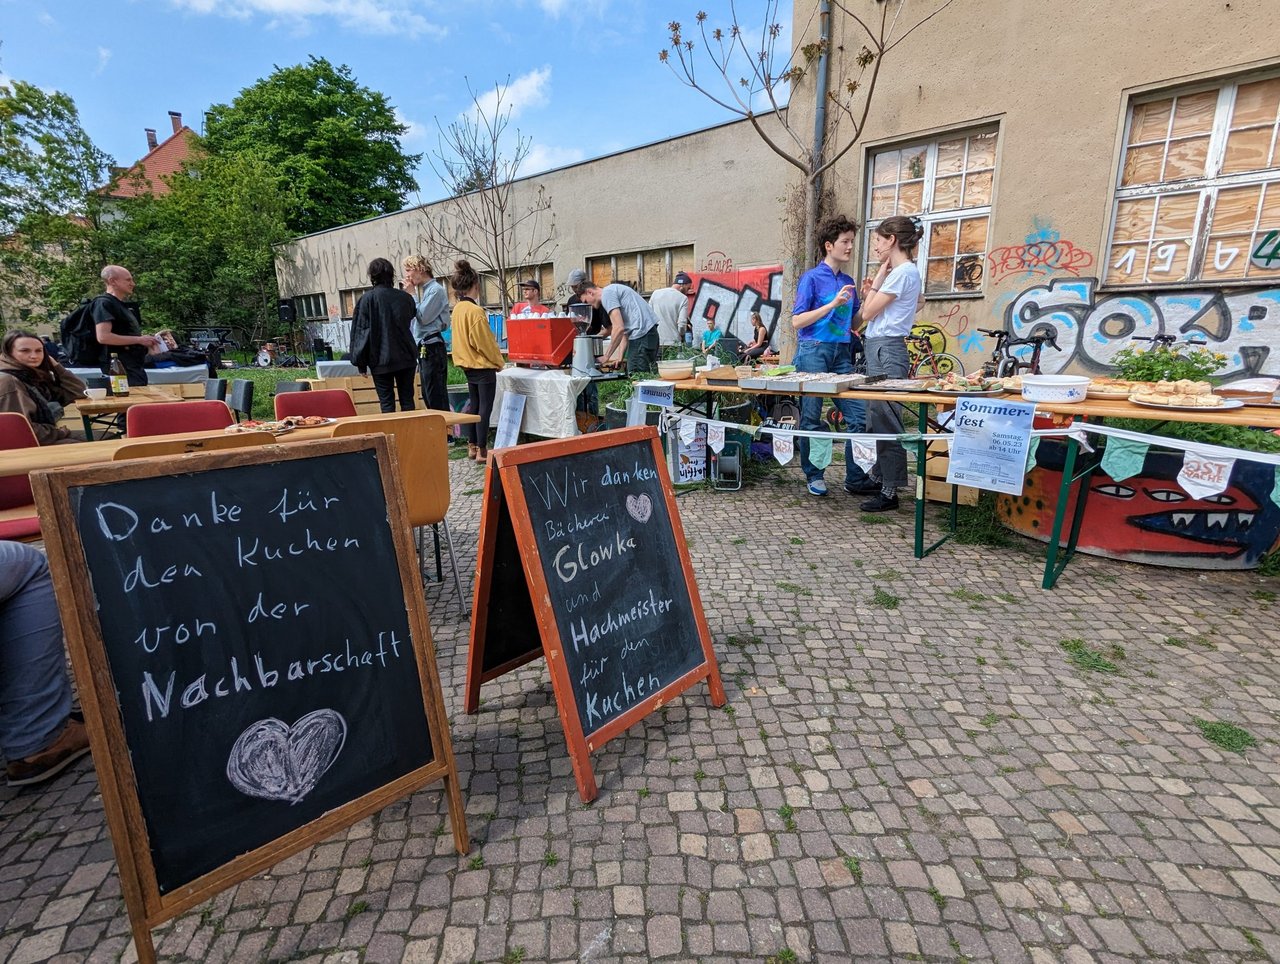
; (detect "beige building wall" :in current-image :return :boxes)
[790,0,1280,377]
[275,117,793,347]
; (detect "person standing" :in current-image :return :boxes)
[450,260,505,462]
[402,255,450,411]
[350,257,418,412]
[563,268,610,336]
[790,214,870,497]
[649,271,693,351]
[91,265,161,387]
[2,542,91,787]
[852,215,926,512]
[511,279,550,315]
[581,281,660,375]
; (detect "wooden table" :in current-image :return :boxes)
[669,379,1280,586]
[76,386,182,439]
[0,409,480,479]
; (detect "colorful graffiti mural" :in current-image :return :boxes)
[1001,277,1280,378]
[686,265,784,342]
[999,443,1280,569]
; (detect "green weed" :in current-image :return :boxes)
[871,587,900,609]
[777,804,797,831]
[1194,718,1257,754]
[1060,638,1121,674]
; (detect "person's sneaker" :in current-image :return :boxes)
[807,478,828,497]
[5,718,91,788]
[860,493,900,512]
[844,480,881,495]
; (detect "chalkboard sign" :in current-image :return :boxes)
[465,426,725,802]
[32,437,467,964]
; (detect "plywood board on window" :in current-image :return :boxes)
[936,139,966,176]
[1122,144,1165,186]
[899,147,926,181]
[641,250,667,292]
[1112,198,1157,242]
[1232,78,1280,127]
[925,258,953,294]
[932,175,962,211]
[1171,91,1217,137]
[1200,233,1253,281]
[1163,136,1209,181]
[963,171,993,207]
[1215,185,1263,232]
[929,220,958,256]
[588,260,612,287]
[1131,99,1173,144]
[959,217,989,253]
[872,151,899,186]
[967,131,997,170]
[1154,193,1199,235]
[898,180,924,214]
[614,254,640,288]
[1105,243,1148,285]
[670,246,694,277]
[1144,240,1191,281]
[870,187,897,219]
[1222,126,1275,174]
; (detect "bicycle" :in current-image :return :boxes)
[906,332,964,378]
[1131,334,1207,348]
[978,327,1061,378]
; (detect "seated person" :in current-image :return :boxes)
[740,311,770,359]
[700,318,723,351]
[0,329,87,445]
[145,330,209,370]
[2,542,91,788]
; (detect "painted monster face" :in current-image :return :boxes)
[1088,480,1260,558]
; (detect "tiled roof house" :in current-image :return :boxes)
[103,111,196,199]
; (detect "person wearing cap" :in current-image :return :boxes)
[581,281,661,375]
[512,279,549,316]
[649,271,693,351]
[563,268,609,336]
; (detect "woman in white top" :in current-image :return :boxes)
[853,215,925,511]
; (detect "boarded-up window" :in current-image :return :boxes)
[585,245,694,295]
[337,289,364,319]
[1105,73,1280,286]
[864,128,997,296]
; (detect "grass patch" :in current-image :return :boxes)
[543,850,559,867]
[1163,636,1187,648]
[952,492,1021,548]
[1259,553,1280,578]
[950,587,986,602]
[1060,638,1122,674]
[843,855,863,884]
[859,513,893,525]
[872,567,903,581]
[1242,928,1265,953]
[767,951,799,964]
[461,487,484,496]
[1251,589,1276,602]
[501,948,527,964]
[777,804,797,831]
[928,886,947,910]
[466,855,484,870]
[726,633,762,647]
[871,587,900,609]
[731,536,747,545]
[345,900,369,919]
[776,581,812,596]
[1194,718,1257,754]
[979,712,1000,728]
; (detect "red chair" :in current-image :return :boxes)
[125,400,235,438]
[0,413,41,541]
[275,389,357,420]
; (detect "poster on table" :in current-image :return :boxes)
[946,397,1036,495]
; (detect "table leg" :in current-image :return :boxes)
[1041,435,1099,589]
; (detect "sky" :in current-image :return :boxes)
[0,0,793,205]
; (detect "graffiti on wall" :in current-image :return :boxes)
[987,225,1095,283]
[1002,277,1280,378]
[687,265,784,342]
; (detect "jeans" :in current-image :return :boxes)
[0,543,72,760]
[625,328,659,375]
[794,340,869,486]
[464,368,498,449]
[372,366,416,412]
[864,336,910,490]
[418,341,449,411]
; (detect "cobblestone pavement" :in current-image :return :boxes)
[4,453,1280,963]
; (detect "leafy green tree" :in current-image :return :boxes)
[203,57,420,235]
[0,77,113,326]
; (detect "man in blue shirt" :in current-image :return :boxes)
[791,215,870,496]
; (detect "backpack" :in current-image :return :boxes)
[59,298,102,367]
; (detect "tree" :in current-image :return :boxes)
[0,78,114,326]
[204,57,420,236]
[421,81,556,316]
[103,149,293,340]
[661,0,957,359]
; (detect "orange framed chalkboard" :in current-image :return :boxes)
[32,436,467,964]
[465,426,726,802]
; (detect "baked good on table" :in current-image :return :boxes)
[1216,377,1279,403]
[1130,383,1224,407]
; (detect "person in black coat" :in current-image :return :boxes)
[350,258,418,412]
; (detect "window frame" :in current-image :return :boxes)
[337,288,369,320]
[586,244,695,296]
[293,292,328,322]
[862,125,998,300]
[1101,70,1280,290]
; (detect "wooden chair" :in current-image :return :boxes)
[0,413,41,541]
[126,400,235,438]
[276,388,357,420]
[330,412,464,608]
[112,432,275,460]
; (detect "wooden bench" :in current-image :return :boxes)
[303,375,426,416]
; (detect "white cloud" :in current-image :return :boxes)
[472,67,551,121]
[523,142,584,175]
[37,11,57,26]
[395,107,428,144]
[537,0,609,18]
[95,47,112,75]
[167,0,445,38]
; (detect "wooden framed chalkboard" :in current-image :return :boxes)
[31,436,467,964]
[465,426,726,802]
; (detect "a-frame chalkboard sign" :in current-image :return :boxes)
[465,426,726,802]
[31,436,467,964]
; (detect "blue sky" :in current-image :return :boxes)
[1,0,792,204]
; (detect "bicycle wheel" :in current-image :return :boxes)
[930,353,964,376]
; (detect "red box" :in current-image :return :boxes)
[506,315,577,366]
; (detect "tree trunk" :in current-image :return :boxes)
[777,171,820,365]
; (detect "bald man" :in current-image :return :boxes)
[91,265,160,386]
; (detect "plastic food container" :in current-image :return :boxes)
[1020,374,1090,403]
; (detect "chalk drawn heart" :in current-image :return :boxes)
[625,493,653,524]
[226,709,347,805]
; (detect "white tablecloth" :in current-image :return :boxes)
[70,364,207,384]
[494,368,590,438]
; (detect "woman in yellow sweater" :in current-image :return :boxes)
[449,260,505,462]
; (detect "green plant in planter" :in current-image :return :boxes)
[1112,343,1227,383]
